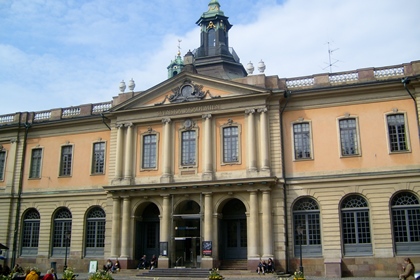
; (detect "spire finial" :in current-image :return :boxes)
[177,39,182,56]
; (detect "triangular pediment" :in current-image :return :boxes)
[110,72,268,113]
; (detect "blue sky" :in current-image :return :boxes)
[1,0,419,115]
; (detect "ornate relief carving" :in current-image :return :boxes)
[155,79,220,105]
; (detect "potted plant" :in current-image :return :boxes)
[63,267,76,280]
[293,270,305,280]
[208,268,224,280]
[88,270,114,280]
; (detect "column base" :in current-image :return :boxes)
[324,258,341,278]
[160,174,173,183]
[201,257,215,269]
[202,172,214,181]
[157,256,170,268]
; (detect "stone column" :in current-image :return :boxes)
[120,196,131,258]
[245,109,257,175]
[110,197,121,258]
[202,114,213,180]
[203,193,213,241]
[124,123,133,180]
[115,124,124,179]
[262,190,273,258]
[159,194,171,268]
[161,118,173,183]
[248,190,259,258]
[258,107,270,172]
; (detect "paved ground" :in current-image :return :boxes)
[69,271,399,280]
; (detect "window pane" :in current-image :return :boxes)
[92,142,105,174]
[142,135,157,168]
[181,131,196,165]
[30,148,42,178]
[387,114,407,151]
[341,196,371,246]
[0,151,5,180]
[294,123,311,159]
[86,207,106,248]
[60,146,72,176]
[339,119,358,155]
[223,127,239,162]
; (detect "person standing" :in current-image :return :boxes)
[25,268,39,280]
[399,257,415,280]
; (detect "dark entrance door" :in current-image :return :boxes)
[135,203,160,262]
[221,199,247,259]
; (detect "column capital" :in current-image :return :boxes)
[257,107,268,113]
[245,108,256,115]
[162,117,172,124]
[124,122,133,127]
[116,123,124,128]
[202,114,212,119]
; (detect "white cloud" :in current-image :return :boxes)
[0,0,419,114]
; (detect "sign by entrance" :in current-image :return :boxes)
[202,241,212,256]
[160,242,168,256]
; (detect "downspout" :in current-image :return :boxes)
[280,90,291,273]
[11,119,31,267]
[100,113,111,130]
[401,77,420,138]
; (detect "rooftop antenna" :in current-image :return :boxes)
[323,41,339,73]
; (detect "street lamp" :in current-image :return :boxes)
[296,225,304,274]
[64,231,71,271]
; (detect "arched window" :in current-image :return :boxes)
[85,207,106,256]
[340,195,372,256]
[293,197,322,257]
[391,192,420,254]
[52,208,72,256]
[21,209,40,256]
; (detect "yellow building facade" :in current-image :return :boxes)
[0,1,419,278]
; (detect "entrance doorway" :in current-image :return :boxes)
[220,199,247,260]
[135,203,160,261]
[173,200,201,268]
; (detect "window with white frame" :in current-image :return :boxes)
[339,118,359,156]
[52,208,72,256]
[223,126,239,163]
[21,208,40,256]
[293,197,322,257]
[29,148,42,178]
[142,134,157,169]
[91,142,105,174]
[293,122,312,159]
[341,195,372,256]
[181,130,196,166]
[85,207,106,256]
[59,145,73,176]
[391,192,420,254]
[0,150,5,180]
[387,113,408,152]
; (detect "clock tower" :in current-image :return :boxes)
[193,0,247,79]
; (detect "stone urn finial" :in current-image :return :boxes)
[119,80,126,93]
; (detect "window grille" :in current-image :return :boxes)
[181,131,196,165]
[387,114,408,152]
[52,208,72,256]
[21,209,40,256]
[339,118,359,155]
[142,135,157,169]
[223,127,239,163]
[391,192,420,254]
[0,151,5,180]
[293,198,321,256]
[293,123,311,159]
[86,207,105,256]
[29,148,42,178]
[92,142,105,174]
[60,145,73,176]
[341,195,372,256]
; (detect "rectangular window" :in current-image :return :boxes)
[293,123,311,159]
[0,151,5,181]
[387,114,408,152]
[91,142,105,174]
[60,145,72,176]
[142,135,157,169]
[223,127,239,163]
[181,131,196,165]
[339,118,359,156]
[29,148,42,178]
